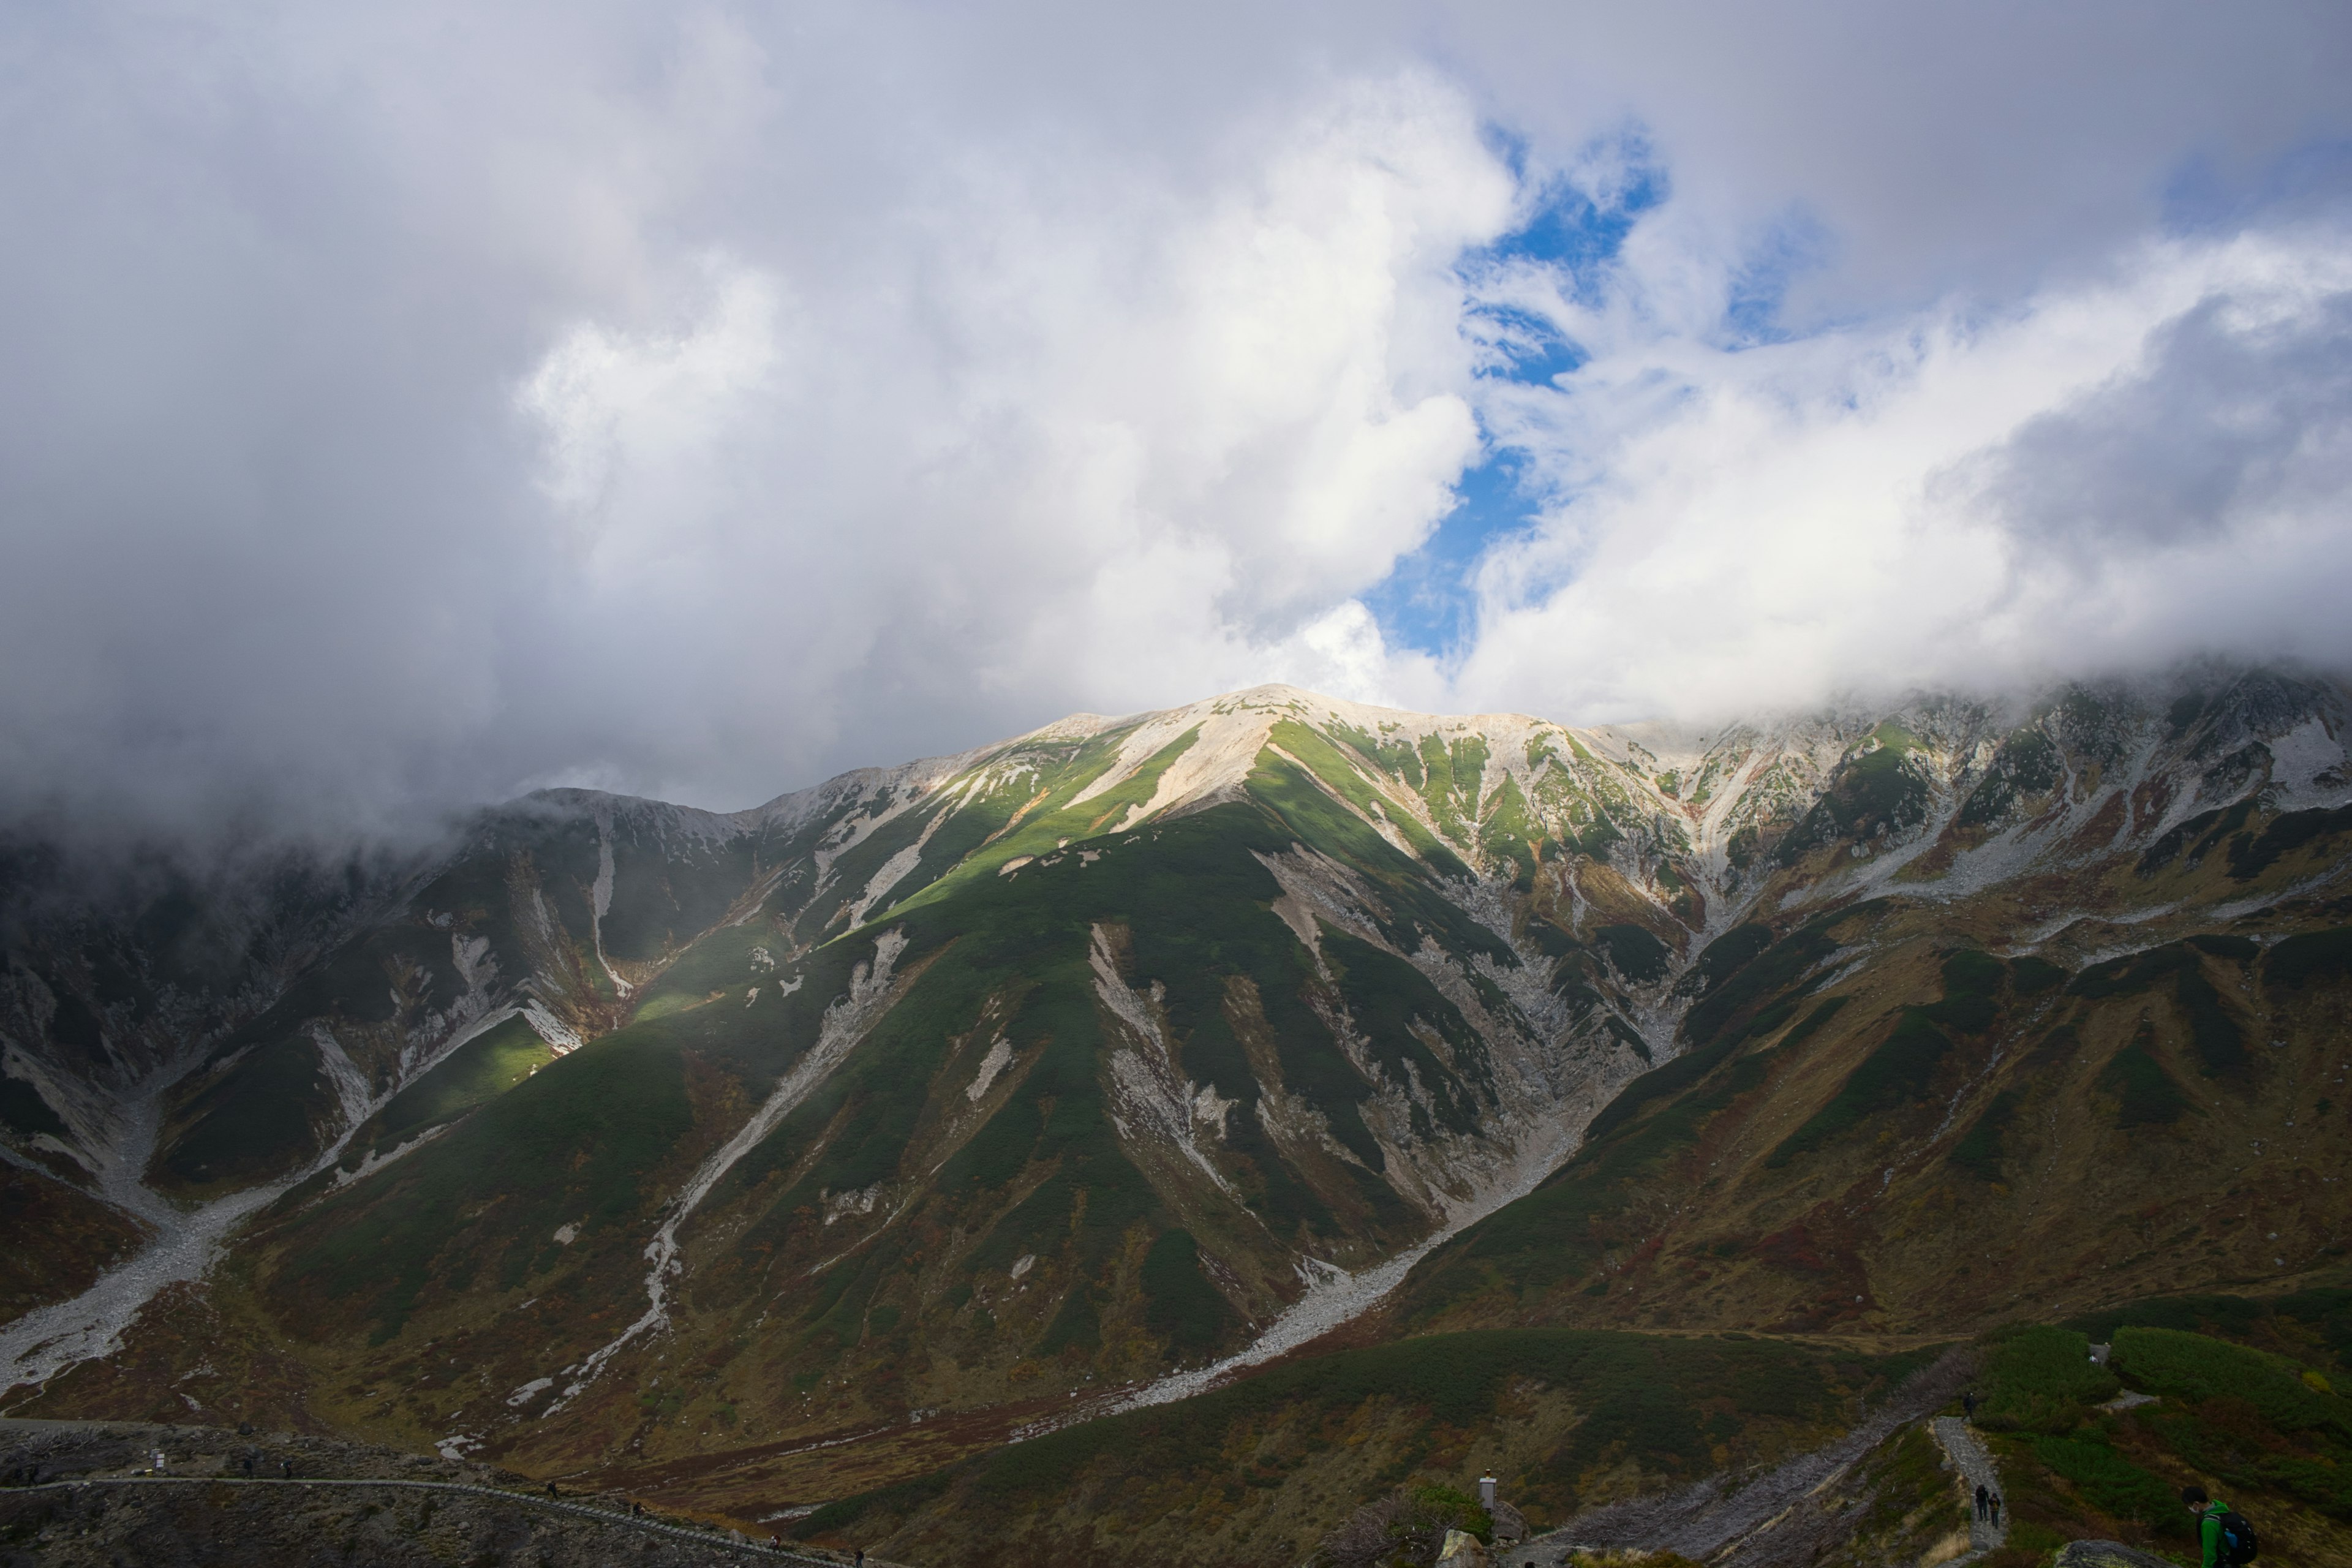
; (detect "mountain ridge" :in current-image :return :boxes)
[2,665,2350,1563]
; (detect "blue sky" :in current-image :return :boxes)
[1363,146,1691,659]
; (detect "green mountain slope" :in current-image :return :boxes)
[3,670,2350,1565]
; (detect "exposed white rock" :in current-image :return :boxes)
[965,1035,1015,1101]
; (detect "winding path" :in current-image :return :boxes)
[0,1474,858,1564]
[1932,1416,2008,1564]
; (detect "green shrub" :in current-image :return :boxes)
[1410,1484,1493,1544]
[1977,1326,2118,1433]
[1139,1228,1232,1356]
[2267,926,2352,992]
[2029,1434,2182,1536]
[1948,1091,2019,1182]
[2009,955,2070,995]
[2113,1327,2351,1439]
[2100,1032,2189,1128]
[1592,924,1671,985]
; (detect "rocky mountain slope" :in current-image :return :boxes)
[3,668,2350,1561]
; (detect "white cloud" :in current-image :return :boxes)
[2,0,2348,834]
[519,261,782,526]
[511,70,1506,795]
[1449,227,2352,724]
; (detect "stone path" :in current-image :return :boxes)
[1,1474,851,1564]
[1932,1416,2007,1564]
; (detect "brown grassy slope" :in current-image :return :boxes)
[0,1166,149,1321]
[1389,880,2352,1342]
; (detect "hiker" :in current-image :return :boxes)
[1974,1483,1988,1520]
[546,1481,559,1499]
[2181,1485,2243,1568]
[281,1461,292,1480]
[1988,1494,2002,1528]
[1963,1390,1977,1421]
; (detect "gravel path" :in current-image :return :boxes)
[1,1474,848,1564]
[1932,1416,2008,1562]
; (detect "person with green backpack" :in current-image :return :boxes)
[2180,1485,2258,1566]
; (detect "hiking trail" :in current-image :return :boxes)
[1933,1415,2008,1564]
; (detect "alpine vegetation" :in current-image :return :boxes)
[4,672,2351,1564]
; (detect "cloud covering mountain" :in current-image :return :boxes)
[3,0,2350,834]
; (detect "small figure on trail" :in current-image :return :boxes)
[546,1482,559,1499]
[1988,1494,2002,1528]
[2182,1487,2245,1568]
[856,1551,865,1567]
[771,1535,781,1549]
[1974,1483,1988,1520]
[281,1461,292,1480]
[1964,1390,1978,1421]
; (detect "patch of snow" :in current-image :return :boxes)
[505,1378,554,1409]
[1009,1254,1035,1280]
[554,1224,578,1245]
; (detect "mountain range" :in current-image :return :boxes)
[4,668,2350,1564]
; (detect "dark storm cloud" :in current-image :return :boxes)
[1972,288,2352,552]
